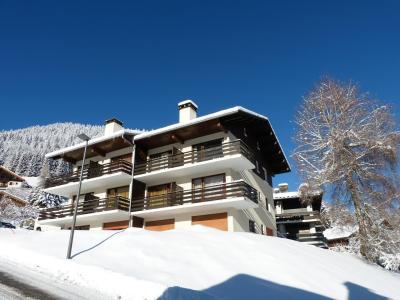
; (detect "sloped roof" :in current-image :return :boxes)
[0,190,28,205]
[135,106,290,174]
[0,166,25,182]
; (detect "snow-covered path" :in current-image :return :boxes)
[0,269,59,300]
[0,227,399,300]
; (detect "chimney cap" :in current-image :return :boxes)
[105,118,123,126]
[178,100,198,111]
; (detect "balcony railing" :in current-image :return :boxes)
[38,196,129,220]
[134,140,254,175]
[131,181,259,212]
[44,160,132,188]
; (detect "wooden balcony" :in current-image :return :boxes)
[131,181,259,217]
[134,140,254,175]
[44,160,132,189]
[38,196,129,220]
[133,140,255,185]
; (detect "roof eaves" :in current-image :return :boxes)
[134,107,241,141]
[45,129,141,159]
[0,166,25,182]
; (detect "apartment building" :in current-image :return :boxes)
[274,183,327,247]
[37,101,290,234]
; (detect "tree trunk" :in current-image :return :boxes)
[346,173,368,258]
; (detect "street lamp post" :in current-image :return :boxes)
[66,133,90,259]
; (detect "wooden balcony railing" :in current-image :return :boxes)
[38,196,129,220]
[131,181,259,212]
[44,160,132,188]
[134,140,254,175]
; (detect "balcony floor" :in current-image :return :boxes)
[131,196,258,221]
[44,172,132,197]
[37,209,130,227]
[134,154,254,185]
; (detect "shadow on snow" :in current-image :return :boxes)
[158,274,389,300]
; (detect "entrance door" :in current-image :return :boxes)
[147,183,172,208]
[107,186,130,209]
[192,174,225,202]
[82,193,99,213]
[87,161,102,178]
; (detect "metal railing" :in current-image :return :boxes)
[44,160,132,188]
[131,181,259,211]
[134,140,254,175]
[38,196,129,220]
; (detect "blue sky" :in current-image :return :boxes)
[1,1,399,189]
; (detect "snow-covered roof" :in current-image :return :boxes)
[0,166,25,182]
[44,106,290,172]
[273,191,299,200]
[134,106,290,169]
[0,189,29,204]
[323,226,357,241]
[45,129,142,159]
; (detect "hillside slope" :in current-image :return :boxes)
[0,227,398,300]
[0,123,104,176]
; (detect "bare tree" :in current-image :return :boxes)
[293,78,400,262]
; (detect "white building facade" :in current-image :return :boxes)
[37,101,290,234]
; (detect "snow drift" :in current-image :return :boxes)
[0,226,399,299]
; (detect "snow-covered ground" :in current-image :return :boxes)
[23,176,41,188]
[0,226,399,300]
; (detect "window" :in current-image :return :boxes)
[192,139,223,162]
[256,141,260,150]
[243,127,248,137]
[249,220,256,233]
[262,167,267,181]
[265,197,270,211]
[192,174,226,202]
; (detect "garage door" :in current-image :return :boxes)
[192,212,228,231]
[145,219,175,231]
[103,220,129,230]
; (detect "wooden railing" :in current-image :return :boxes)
[38,196,130,220]
[134,140,254,175]
[44,160,132,188]
[131,181,259,211]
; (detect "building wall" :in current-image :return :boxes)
[39,131,277,235]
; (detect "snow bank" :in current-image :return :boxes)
[0,227,399,299]
[23,176,41,187]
